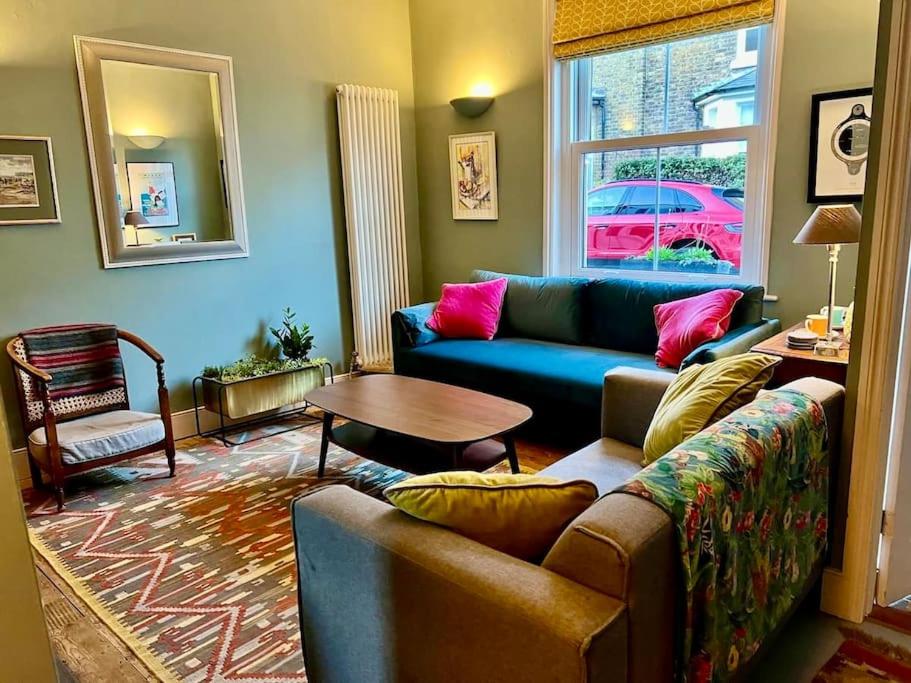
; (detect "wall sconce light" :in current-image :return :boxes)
[450,96,495,117]
[128,135,166,149]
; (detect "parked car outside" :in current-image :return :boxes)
[586,179,744,268]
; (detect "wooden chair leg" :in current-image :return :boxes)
[165,437,176,477]
[51,470,65,512]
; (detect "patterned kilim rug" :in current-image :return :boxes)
[812,629,911,682]
[24,417,415,682]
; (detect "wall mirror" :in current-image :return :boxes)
[74,36,249,268]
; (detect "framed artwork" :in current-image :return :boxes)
[808,88,873,203]
[449,131,498,220]
[171,232,197,243]
[0,136,61,225]
[126,161,179,227]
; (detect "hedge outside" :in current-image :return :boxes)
[613,153,746,189]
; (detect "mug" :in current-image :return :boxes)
[820,305,848,328]
[805,314,828,337]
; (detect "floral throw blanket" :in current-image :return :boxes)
[616,389,829,682]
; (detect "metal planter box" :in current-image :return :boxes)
[201,365,326,420]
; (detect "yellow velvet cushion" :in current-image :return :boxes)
[384,472,598,561]
[642,352,781,465]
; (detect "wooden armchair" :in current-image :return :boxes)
[7,325,176,511]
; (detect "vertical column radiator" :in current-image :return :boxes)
[336,84,410,372]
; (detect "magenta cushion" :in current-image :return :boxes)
[653,289,744,369]
[427,278,508,340]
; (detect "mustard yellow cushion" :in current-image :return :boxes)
[642,352,781,465]
[384,472,597,561]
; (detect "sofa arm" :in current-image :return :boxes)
[602,367,674,447]
[293,485,628,683]
[681,318,782,369]
[391,302,439,350]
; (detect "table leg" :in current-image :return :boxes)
[318,411,334,477]
[504,433,520,474]
[451,443,463,469]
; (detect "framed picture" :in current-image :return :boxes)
[449,132,498,220]
[808,88,873,203]
[171,232,197,243]
[0,136,61,225]
[126,161,179,227]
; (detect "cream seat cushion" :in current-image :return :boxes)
[29,410,165,465]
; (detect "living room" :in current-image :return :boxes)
[3,0,911,681]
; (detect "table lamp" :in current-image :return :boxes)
[123,210,149,246]
[793,204,861,351]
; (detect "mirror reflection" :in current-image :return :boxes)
[100,60,232,247]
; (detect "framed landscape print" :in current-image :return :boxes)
[449,132,498,220]
[0,136,61,225]
[126,161,179,227]
[808,88,873,203]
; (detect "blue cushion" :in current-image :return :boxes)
[396,337,668,414]
[586,278,766,354]
[471,270,589,345]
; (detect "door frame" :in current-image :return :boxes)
[821,0,911,622]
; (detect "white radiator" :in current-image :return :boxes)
[336,84,410,372]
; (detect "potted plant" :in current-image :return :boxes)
[618,246,735,275]
[198,308,331,421]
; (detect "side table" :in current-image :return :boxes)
[750,323,850,388]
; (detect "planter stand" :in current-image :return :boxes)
[192,362,334,447]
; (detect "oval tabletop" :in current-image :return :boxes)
[305,374,532,444]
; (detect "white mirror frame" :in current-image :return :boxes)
[74,36,249,268]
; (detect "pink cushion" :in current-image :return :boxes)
[653,289,744,369]
[427,278,508,340]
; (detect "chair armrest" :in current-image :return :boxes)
[602,367,674,447]
[117,329,164,364]
[5,339,52,384]
[391,302,439,349]
[292,485,628,683]
[681,318,782,369]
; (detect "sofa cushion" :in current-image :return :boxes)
[396,337,669,413]
[654,289,743,368]
[28,410,165,465]
[472,270,589,344]
[540,437,643,495]
[586,278,765,354]
[427,278,508,340]
[384,472,598,561]
[642,353,780,464]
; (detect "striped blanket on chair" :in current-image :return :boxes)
[20,323,125,401]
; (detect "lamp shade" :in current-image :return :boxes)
[123,210,149,227]
[793,204,861,245]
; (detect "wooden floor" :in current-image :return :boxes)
[33,433,567,682]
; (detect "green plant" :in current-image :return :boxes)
[674,246,717,264]
[270,308,314,361]
[639,246,678,262]
[202,365,225,379]
[202,355,328,382]
[613,153,746,189]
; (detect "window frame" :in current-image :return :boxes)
[544,11,786,287]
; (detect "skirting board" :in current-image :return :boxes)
[13,371,350,489]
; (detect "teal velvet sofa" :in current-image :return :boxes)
[392,270,780,441]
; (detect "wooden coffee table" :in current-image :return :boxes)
[305,375,532,477]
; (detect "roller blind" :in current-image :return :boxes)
[553,0,774,60]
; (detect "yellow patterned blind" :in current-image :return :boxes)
[553,0,775,60]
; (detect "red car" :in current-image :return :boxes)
[586,179,744,268]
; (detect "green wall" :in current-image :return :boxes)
[0,0,423,444]
[763,0,879,325]
[410,0,545,293]
[410,0,879,325]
